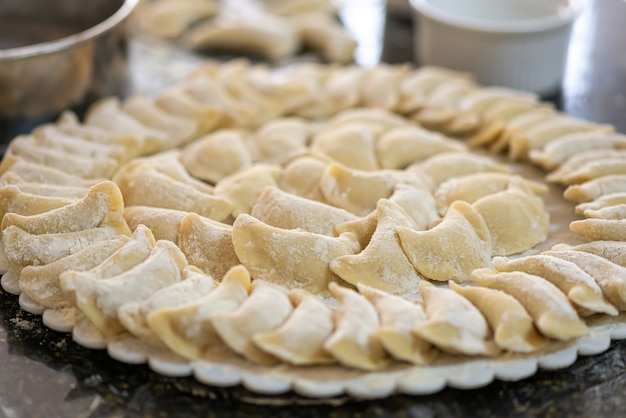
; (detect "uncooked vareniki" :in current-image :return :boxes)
[448,282,547,353]
[330,199,422,294]
[472,269,588,341]
[357,283,437,365]
[551,241,626,269]
[253,289,335,365]
[310,123,379,171]
[570,218,626,242]
[563,175,626,203]
[214,164,282,217]
[123,206,188,243]
[397,201,492,282]
[323,282,388,370]
[492,255,617,317]
[413,281,499,356]
[232,214,358,296]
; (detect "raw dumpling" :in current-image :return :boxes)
[546,150,626,185]
[177,213,239,282]
[250,186,358,236]
[563,175,626,203]
[211,279,293,364]
[232,214,358,296]
[472,269,588,341]
[413,281,499,356]
[323,282,388,370]
[492,255,617,317]
[123,206,188,243]
[388,182,440,230]
[118,266,217,347]
[214,165,282,217]
[434,172,548,215]
[376,125,467,170]
[471,178,549,256]
[155,86,223,135]
[409,152,510,191]
[551,241,626,268]
[570,218,626,242]
[0,185,77,221]
[289,12,356,63]
[180,130,252,184]
[310,124,379,171]
[358,284,437,365]
[0,158,105,188]
[449,282,547,353]
[278,154,330,202]
[147,265,252,360]
[253,289,335,365]
[330,199,422,294]
[397,201,492,282]
[247,117,311,165]
[543,249,626,311]
[60,240,187,337]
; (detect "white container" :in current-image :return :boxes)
[409,0,582,96]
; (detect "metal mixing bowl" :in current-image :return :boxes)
[0,0,139,145]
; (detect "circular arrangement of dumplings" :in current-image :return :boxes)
[2,59,626,378]
[136,0,358,63]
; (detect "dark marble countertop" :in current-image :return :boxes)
[1,0,626,417]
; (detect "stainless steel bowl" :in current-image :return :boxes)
[0,0,139,144]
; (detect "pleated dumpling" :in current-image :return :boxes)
[330,199,422,294]
[180,130,252,184]
[551,241,626,268]
[60,240,187,337]
[472,269,588,341]
[413,281,499,356]
[232,214,358,296]
[214,164,282,217]
[310,123,379,171]
[570,218,626,242]
[253,289,335,366]
[434,172,548,216]
[376,125,467,170]
[408,152,510,191]
[117,266,217,346]
[323,282,388,370]
[211,279,293,364]
[250,186,358,236]
[1,181,130,236]
[544,249,626,311]
[449,282,547,353]
[492,255,617,317]
[147,265,252,361]
[358,284,437,365]
[563,174,626,203]
[19,236,129,309]
[471,178,550,256]
[177,213,239,282]
[397,201,492,282]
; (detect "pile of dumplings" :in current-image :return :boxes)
[136,0,358,63]
[1,59,626,379]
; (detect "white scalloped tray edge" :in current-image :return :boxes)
[4,273,626,400]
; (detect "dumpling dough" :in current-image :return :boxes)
[376,126,468,170]
[358,284,437,365]
[253,289,335,365]
[563,174,626,203]
[232,214,358,296]
[434,172,548,216]
[449,282,547,353]
[0,158,105,188]
[544,249,626,311]
[214,164,282,217]
[413,281,499,356]
[472,269,588,341]
[408,152,510,191]
[117,266,217,346]
[323,282,388,370]
[397,201,492,282]
[310,123,379,171]
[211,279,293,364]
[250,186,358,236]
[570,219,626,242]
[247,117,311,165]
[471,178,550,256]
[531,133,626,171]
[278,154,330,202]
[492,255,617,317]
[551,241,626,268]
[60,240,188,337]
[147,265,252,361]
[123,206,188,243]
[330,199,422,294]
[180,130,252,184]
[177,213,239,282]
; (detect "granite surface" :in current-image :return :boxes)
[1,0,626,417]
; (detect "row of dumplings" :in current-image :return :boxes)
[137,0,357,62]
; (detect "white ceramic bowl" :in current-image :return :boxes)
[409,0,582,96]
